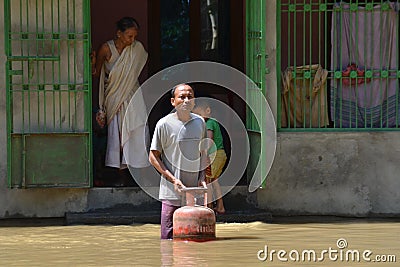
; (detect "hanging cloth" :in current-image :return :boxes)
[281,64,329,128]
[330,2,399,127]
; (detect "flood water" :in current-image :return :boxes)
[0,218,399,266]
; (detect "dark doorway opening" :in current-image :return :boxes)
[91,0,245,187]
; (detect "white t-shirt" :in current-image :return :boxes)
[150,113,206,201]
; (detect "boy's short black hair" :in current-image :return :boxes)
[194,98,210,109]
[170,83,194,97]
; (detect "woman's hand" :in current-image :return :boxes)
[96,108,106,128]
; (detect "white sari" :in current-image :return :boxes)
[99,40,149,168]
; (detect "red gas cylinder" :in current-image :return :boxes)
[173,187,216,241]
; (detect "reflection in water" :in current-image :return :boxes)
[0,220,399,266]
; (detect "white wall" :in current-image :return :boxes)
[258,132,400,216]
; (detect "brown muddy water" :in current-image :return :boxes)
[0,218,398,266]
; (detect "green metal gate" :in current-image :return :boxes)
[246,0,267,188]
[4,0,92,188]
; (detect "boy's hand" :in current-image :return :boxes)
[199,180,207,189]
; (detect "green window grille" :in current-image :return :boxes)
[278,0,400,131]
[4,0,92,188]
[246,0,267,188]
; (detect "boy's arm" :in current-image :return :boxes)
[198,127,212,188]
[206,129,214,152]
[207,129,214,141]
[149,150,185,191]
[198,150,207,188]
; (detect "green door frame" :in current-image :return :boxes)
[246,0,267,189]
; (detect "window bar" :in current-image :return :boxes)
[312,0,316,128]
[260,0,263,98]
[396,0,399,128]
[347,3,352,128]
[318,0,321,66]
[379,2,383,128]
[385,2,390,128]
[287,1,291,128]
[84,0,92,133]
[363,3,367,128]
[7,1,10,128]
[334,2,343,128]
[359,55,367,127]
[23,0,27,131]
[73,0,77,132]
[5,0,12,187]
[250,1,253,130]
[333,4,338,128]
[42,0,46,132]
[293,1,297,128]
[249,1,254,130]
[384,2,389,128]
[302,0,306,128]
[58,0,62,130]
[20,0,25,134]
[385,1,389,129]
[368,4,374,128]
[385,1,390,129]
[386,3,398,128]
[51,0,56,130]
[364,3,368,128]
[353,1,358,128]
[318,0,322,128]
[339,5,344,128]
[26,0,32,132]
[308,0,312,128]
[36,0,40,131]
[277,0,282,129]
[255,0,260,131]
[332,6,337,128]
[324,0,328,128]
[247,1,250,129]
[67,0,71,130]
[256,0,260,130]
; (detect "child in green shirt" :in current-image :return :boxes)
[193,99,227,214]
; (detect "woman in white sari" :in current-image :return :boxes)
[92,17,149,172]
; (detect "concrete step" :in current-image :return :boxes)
[65,185,272,225]
[65,209,272,225]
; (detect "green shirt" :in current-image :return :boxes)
[206,118,224,154]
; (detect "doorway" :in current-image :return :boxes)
[91,0,246,187]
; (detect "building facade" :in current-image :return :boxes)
[0,0,399,219]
